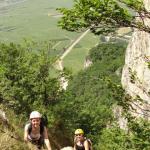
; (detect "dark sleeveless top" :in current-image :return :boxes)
[75,140,91,150]
[75,144,85,150]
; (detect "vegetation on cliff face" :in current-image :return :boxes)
[0,41,62,116]
[0,105,29,150]
[55,41,128,149]
[57,0,150,149]
[59,41,150,150]
[0,41,68,149]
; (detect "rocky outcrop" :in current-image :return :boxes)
[121,0,150,118]
[113,106,128,130]
[84,56,92,69]
[0,109,8,127]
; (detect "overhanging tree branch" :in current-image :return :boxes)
[58,0,150,34]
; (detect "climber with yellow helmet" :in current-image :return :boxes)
[74,129,92,150]
[24,111,52,150]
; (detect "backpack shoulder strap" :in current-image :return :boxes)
[84,138,92,150]
[88,139,93,150]
[26,122,32,134]
[87,139,92,145]
[26,121,45,135]
[40,122,45,135]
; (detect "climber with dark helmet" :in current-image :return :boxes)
[24,111,52,150]
[74,129,92,150]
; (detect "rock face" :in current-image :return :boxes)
[0,109,8,126]
[84,56,92,69]
[121,0,150,118]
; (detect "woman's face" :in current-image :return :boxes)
[31,118,41,128]
[75,134,84,141]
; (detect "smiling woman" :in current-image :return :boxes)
[24,111,52,150]
[74,129,92,150]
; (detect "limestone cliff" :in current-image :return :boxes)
[121,0,150,118]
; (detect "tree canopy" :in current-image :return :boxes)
[58,0,150,34]
[55,41,127,147]
[0,42,62,121]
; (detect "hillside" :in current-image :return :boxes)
[0,40,127,149]
[0,0,99,73]
[1,0,150,150]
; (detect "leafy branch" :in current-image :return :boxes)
[57,0,150,34]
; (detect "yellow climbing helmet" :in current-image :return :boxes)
[75,129,84,135]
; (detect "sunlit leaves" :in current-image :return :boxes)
[58,0,150,34]
[0,42,61,115]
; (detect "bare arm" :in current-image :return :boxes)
[73,136,77,150]
[84,140,90,150]
[24,125,29,142]
[74,146,76,150]
[43,127,52,150]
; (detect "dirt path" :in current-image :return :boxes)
[56,29,90,71]
[55,29,90,90]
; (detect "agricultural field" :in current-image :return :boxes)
[63,32,99,73]
[0,0,75,43]
[0,0,99,73]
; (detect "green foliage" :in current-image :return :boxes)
[128,119,150,150]
[0,104,29,150]
[0,41,72,149]
[58,0,150,34]
[96,119,150,150]
[97,127,132,150]
[57,42,127,144]
[147,61,150,69]
[0,37,149,149]
[55,41,150,149]
[89,42,127,63]
[0,42,61,120]
[101,68,150,150]
[120,0,144,11]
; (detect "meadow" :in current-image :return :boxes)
[0,0,99,73]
